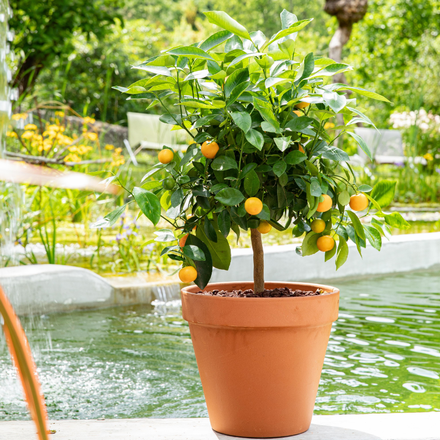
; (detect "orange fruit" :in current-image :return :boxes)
[349,194,369,211]
[311,219,325,233]
[179,266,197,283]
[295,101,310,109]
[257,221,272,234]
[316,194,332,213]
[158,149,174,164]
[298,144,305,154]
[179,234,188,247]
[201,140,219,159]
[293,110,302,117]
[245,197,263,216]
[317,235,335,252]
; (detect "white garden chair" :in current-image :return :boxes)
[351,127,427,166]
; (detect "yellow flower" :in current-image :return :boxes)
[78,145,93,155]
[6,131,18,138]
[424,153,434,161]
[68,146,78,153]
[324,122,335,129]
[24,124,38,131]
[82,116,96,125]
[12,113,28,121]
[64,153,82,163]
[84,132,98,141]
[111,150,125,167]
[55,111,65,117]
[21,131,35,140]
[105,144,115,150]
[47,124,64,133]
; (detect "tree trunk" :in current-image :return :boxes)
[329,24,353,84]
[250,228,265,293]
[324,0,368,140]
[12,56,45,100]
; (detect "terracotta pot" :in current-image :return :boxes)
[181,281,339,438]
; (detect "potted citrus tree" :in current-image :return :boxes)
[100,10,409,438]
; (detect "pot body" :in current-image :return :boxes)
[181,281,339,438]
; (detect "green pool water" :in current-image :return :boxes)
[1,270,440,420]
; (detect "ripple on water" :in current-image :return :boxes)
[1,270,440,419]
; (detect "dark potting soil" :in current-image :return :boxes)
[193,287,325,298]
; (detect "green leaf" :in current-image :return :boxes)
[335,237,349,270]
[311,63,352,78]
[212,156,238,171]
[338,190,350,206]
[266,18,313,47]
[204,11,251,40]
[133,187,161,225]
[347,210,366,241]
[280,9,298,29]
[92,203,128,228]
[227,81,250,106]
[347,131,372,160]
[204,218,218,242]
[274,136,291,152]
[273,160,287,177]
[364,225,382,251]
[167,46,214,60]
[285,150,307,165]
[231,111,252,133]
[358,184,373,192]
[310,178,322,197]
[132,65,172,77]
[253,98,280,129]
[215,188,245,206]
[370,180,397,208]
[186,234,212,289]
[179,99,225,109]
[338,86,390,103]
[224,67,249,97]
[196,221,232,270]
[285,116,314,131]
[321,145,350,162]
[347,107,377,129]
[302,231,319,256]
[295,52,315,84]
[245,129,264,150]
[384,212,410,230]
[154,229,176,242]
[323,91,346,113]
[325,242,337,261]
[256,204,271,221]
[244,170,260,196]
[199,30,233,51]
[183,245,206,261]
[218,210,231,237]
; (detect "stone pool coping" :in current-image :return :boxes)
[1,232,440,315]
[2,413,439,439]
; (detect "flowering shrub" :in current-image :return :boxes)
[390,108,440,168]
[6,108,125,169]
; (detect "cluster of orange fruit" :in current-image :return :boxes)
[313,193,369,252]
[158,140,369,282]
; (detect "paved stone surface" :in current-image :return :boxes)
[1,413,439,440]
[212,232,440,284]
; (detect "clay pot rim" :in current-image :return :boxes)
[181,281,339,302]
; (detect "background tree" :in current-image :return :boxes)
[324,0,368,83]
[9,0,124,100]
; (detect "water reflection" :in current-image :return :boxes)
[1,269,440,420]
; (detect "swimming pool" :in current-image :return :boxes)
[1,269,439,420]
